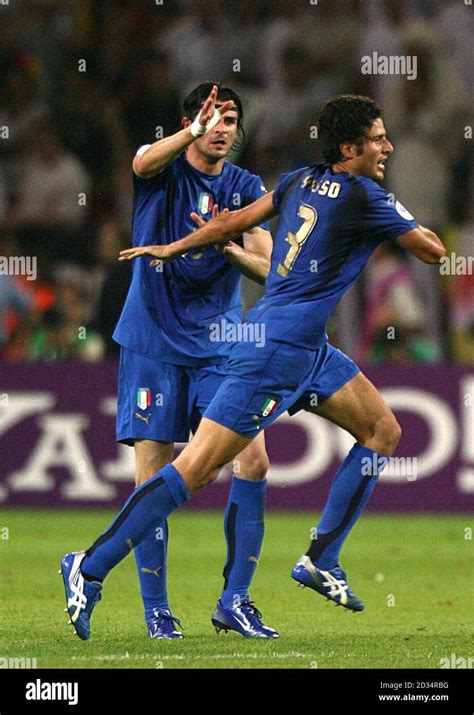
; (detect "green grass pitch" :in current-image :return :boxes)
[0,509,471,669]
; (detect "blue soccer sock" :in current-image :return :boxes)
[134,519,169,619]
[81,464,189,582]
[220,476,267,609]
[306,444,384,570]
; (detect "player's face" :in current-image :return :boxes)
[353,118,393,181]
[194,105,239,162]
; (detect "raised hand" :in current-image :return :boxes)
[191,86,236,137]
[201,85,235,124]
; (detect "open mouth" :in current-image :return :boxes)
[210,140,227,149]
[377,159,387,171]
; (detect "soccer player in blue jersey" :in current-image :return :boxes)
[62,95,445,639]
[112,83,277,639]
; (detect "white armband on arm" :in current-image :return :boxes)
[190,108,222,138]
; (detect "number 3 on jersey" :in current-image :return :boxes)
[277,204,318,277]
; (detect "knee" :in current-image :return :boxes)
[371,414,402,456]
[234,453,269,480]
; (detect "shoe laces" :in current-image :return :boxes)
[153,611,182,629]
[239,600,263,621]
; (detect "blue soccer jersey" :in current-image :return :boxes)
[113,153,268,366]
[204,163,420,437]
[246,163,418,350]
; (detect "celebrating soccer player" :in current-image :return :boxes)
[109,83,276,638]
[62,94,445,639]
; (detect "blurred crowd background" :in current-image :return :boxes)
[0,0,472,364]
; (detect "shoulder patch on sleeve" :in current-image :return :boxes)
[395,200,414,221]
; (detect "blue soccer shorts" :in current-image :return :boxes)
[204,340,360,438]
[116,347,228,445]
[287,343,360,415]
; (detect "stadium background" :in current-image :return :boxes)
[0,0,472,512]
[0,0,472,674]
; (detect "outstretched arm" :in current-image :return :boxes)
[119,193,278,264]
[189,209,272,285]
[396,226,445,263]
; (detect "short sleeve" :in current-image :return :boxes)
[272,169,303,212]
[133,144,172,184]
[362,183,419,242]
[135,144,152,157]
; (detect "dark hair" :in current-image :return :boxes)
[182,82,245,149]
[317,95,383,164]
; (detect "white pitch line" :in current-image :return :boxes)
[69,651,317,662]
[69,650,431,664]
